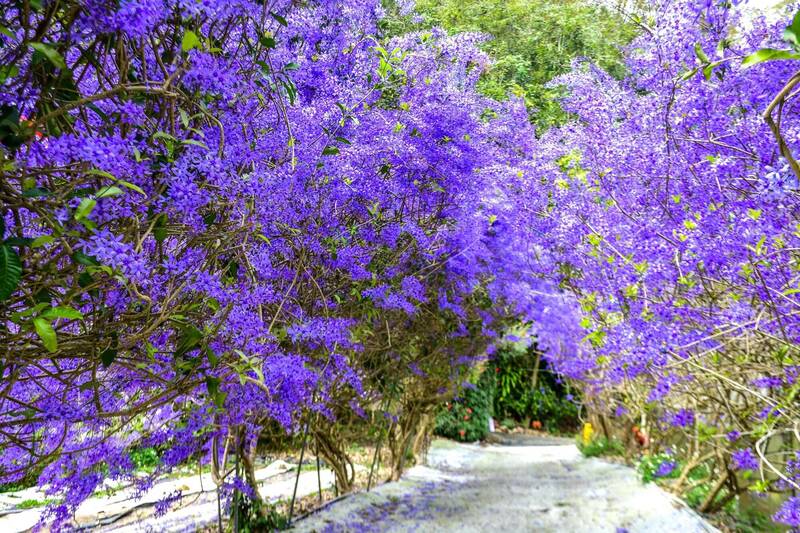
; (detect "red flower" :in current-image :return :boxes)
[466,407,473,414]
[495,367,500,373]
[463,415,470,421]
[19,115,44,140]
[458,429,466,437]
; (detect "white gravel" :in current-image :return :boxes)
[293,438,719,533]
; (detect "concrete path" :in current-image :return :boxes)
[294,437,719,533]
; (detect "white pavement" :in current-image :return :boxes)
[0,460,337,532]
[294,438,719,533]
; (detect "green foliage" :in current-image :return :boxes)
[577,436,624,458]
[17,498,58,509]
[684,483,712,509]
[129,447,160,472]
[383,0,635,130]
[500,418,516,430]
[434,382,492,442]
[637,453,680,483]
[724,504,785,533]
[435,342,579,442]
[486,343,580,433]
[0,244,22,301]
[491,347,530,418]
[234,496,288,532]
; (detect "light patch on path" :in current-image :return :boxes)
[0,460,343,532]
[294,438,719,533]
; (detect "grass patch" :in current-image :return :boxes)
[17,498,58,509]
[577,436,624,458]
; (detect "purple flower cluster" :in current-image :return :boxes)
[1,0,799,529]
[732,449,760,471]
[0,0,548,523]
[653,459,678,478]
[774,496,800,528]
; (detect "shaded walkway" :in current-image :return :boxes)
[294,437,718,533]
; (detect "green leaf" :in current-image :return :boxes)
[181,139,209,150]
[33,317,57,352]
[66,188,93,200]
[29,42,66,69]
[694,43,709,64]
[742,48,800,68]
[72,251,99,266]
[22,187,51,198]
[3,237,32,247]
[179,108,190,128]
[85,168,115,180]
[679,67,699,81]
[10,303,49,322]
[754,235,767,256]
[31,235,54,248]
[41,306,84,321]
[205,376,227,408]
[270,11,288,26]
[260,35,276,49]
[0,65,19,84]
[86,169,145,196]
[174,325,203,358]
[206,347,220,369]
[322,145,340,156]
[96,186,124,199]
[153,214,168,242]
[784,11,800,49]
[153,131,178,143]
[117,180,146,196]
[0,245,22,300]
[181,30,201,52]
[74,198,96,221]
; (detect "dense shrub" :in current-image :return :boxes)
[513,2,800,525]
[434,381,492,443]
[484,342,580,434]
[0,0,539,525]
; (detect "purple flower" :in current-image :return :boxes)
[732,449,759,471]
[670,409,695,428]
[654,460,677,478]
[774,497,800,528]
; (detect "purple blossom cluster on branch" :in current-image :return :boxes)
[507,0,800,524]
[0,0,543,525]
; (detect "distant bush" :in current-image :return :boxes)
[434,382,493,442]
[383,0,635,130]
[487,342,580,433]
